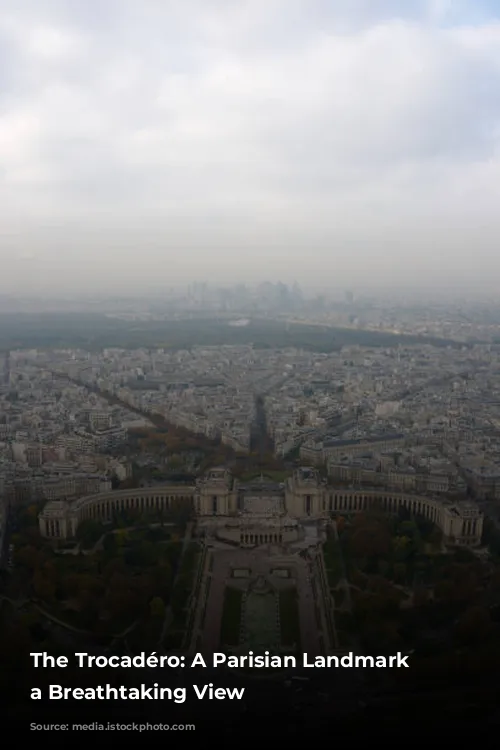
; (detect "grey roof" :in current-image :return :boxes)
[324,433,405,448]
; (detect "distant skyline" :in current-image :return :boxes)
[1,1,500,294]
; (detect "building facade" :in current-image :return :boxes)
[300,434,407,464]
[38,466,484,547]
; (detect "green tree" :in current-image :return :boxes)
[167,455,183,471]
[150,596,166,619]
[115,529,129,546]
[33,570,55,602]
[377,560,390,578]
[434,580,455,603]
[61,573,83,597]
[413,586,429,607]
[393,535,412,561]
[399,521,417,536]
[102,558,127,580]
[125,541,158,567]
[76,520,104,550]
[455,605,492,645]
[393,562,407,584]
[350,523,391,559]
[14,545,38,569]
[428,527,443,547]
[103,533,118,552]
[150,563,172,595]
[105,588,139,623]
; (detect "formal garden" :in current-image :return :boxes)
[219,580,301,654]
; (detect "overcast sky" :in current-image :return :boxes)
[1,0,500,295]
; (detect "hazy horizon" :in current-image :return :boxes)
[1,1,500,294]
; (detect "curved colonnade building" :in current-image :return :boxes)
[39,466,483,547]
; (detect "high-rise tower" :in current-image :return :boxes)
[3,351,10,385]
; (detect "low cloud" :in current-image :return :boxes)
[0,0,499,290]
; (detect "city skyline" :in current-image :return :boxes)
[1,1,500,293]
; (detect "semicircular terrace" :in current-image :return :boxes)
[38,479,483,547]
[39,484,196,539]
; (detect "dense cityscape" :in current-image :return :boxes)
[1,290,500,730]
